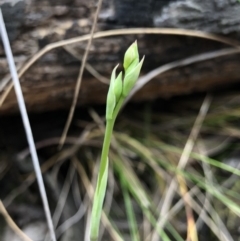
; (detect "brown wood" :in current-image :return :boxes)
[1,0,240,114]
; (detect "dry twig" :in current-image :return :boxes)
[59,0,104,148]
[0,200,33,241]
[1,28,239,108]
[151,95,212,241]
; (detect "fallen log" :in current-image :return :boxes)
[1,0,240,114]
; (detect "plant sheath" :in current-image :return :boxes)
[90,96,125,241]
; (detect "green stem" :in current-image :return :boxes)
[90,96,125,241]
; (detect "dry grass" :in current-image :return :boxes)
[2,92,240,240]
[1,2,240,240]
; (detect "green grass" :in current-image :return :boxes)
[3,79,240,240]
[88,92,240,240]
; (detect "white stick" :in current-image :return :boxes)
[0,9,56,241]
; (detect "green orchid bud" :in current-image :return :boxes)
[123,41,139,72]
[113,71,123,102]
[106,65,117,120]
[106,65,123,120]
[123,56,145,97]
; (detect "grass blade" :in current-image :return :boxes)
[0,9,56,241]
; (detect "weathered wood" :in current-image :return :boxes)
[1,0,240,114]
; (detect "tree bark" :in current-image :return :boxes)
[1,0,240,114]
